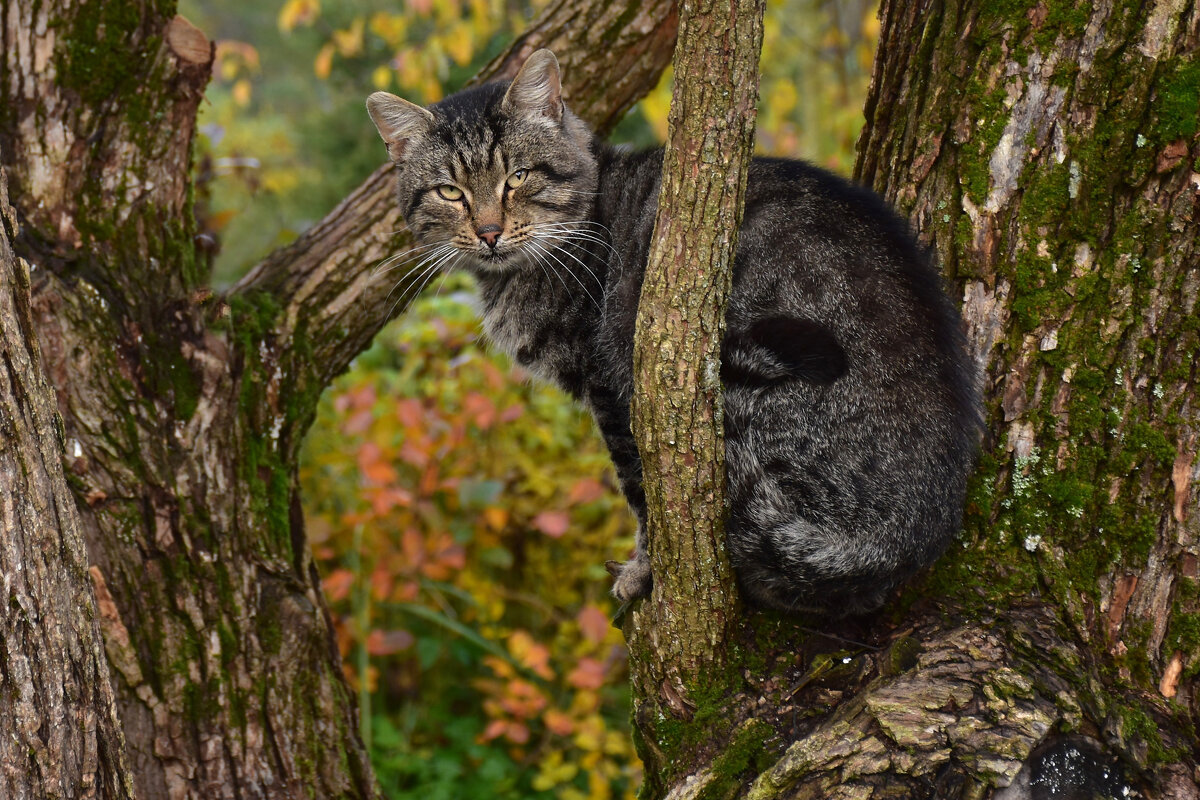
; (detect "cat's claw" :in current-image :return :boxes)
[608,557,652,602]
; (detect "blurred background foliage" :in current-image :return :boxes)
[179,0,877,795]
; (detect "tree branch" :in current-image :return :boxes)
[231,0,679,392]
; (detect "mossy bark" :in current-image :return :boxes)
[0,0,677,798]
[0,149,135,800]
[624,0,1199,798]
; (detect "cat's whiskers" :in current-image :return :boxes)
[528,221,620,262]
[520,240,570,302]
[372,239,454,277]
[527,238,602,310]
[384,247,464,320]
[534,234,606,299]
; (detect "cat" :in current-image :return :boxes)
[365,49,981,615]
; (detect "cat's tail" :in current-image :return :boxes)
[726,515,932,617]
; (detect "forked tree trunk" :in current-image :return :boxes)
[623,1,1199,798]
[3,0,1197,796]
[0,0,676,797]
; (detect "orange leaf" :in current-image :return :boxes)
[322,568,355,602]
[480,719,508,742]
[532,510,570,539]
[401,528,424,565]
[393,580,419,602]
[464,393,496,429]
[567,658,606,690]
[576,604,610,645]
[369,566,393,600]
[483,506,508,531]
[395,398,425,430]
[568,478,608,504]
[509,630,554,680]
[366,628,415,655]
[544,709,574,737]
[504,721,530,744]
[313,42,334,80]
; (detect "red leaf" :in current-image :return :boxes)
[464,393,496,429]
[366,628,415,655]
[566,658,606,690]
[532,510,570,538]
[395,398,425,430]
[322,568,355,602]
[576,604,610,644]
[568,478,607,504]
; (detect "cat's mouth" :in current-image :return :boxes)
[476,249,509,265]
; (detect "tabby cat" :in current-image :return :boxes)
[365,50,981,615]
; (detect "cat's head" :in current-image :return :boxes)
[366,50,598,273]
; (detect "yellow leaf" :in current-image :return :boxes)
[369,12,408,45]
[314,43,334,80]
[278,0,320,32]
[332,17,364,58]
[232,78,252,107]
[445,23,473,66]
[862,8,881,39]
[371,65,392,90]
[767,79,797,117]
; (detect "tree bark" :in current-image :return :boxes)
[626,1,1200,798]
[0,0,676,797]
[625,0,765,796]
[0,152,134,800]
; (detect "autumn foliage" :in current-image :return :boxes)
[302,293,640,798]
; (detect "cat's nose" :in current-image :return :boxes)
[476,225,502,249]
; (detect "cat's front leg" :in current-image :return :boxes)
[607,521,651,602]
[587,385,653,602]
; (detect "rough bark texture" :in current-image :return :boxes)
[0,153,134,800]
[0,0,676,798]
[623,1,1200,798]
[850,0,1200,790]
[625,0,765,796]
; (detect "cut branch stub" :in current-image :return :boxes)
[1,3,213,306]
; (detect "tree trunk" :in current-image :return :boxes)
[0,150,134,800]
[629,0,1200,797]
[625,0,765,796]
[0,0,675,797]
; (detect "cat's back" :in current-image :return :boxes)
[732,156,973,408]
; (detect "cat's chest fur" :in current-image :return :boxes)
[473,264,603,395]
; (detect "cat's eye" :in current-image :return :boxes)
[505,169,529,190]
[436,185,464,201]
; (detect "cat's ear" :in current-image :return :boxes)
[502,49,563,125]
[366,92,435,163]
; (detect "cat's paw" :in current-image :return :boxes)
[606,557,652,602]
